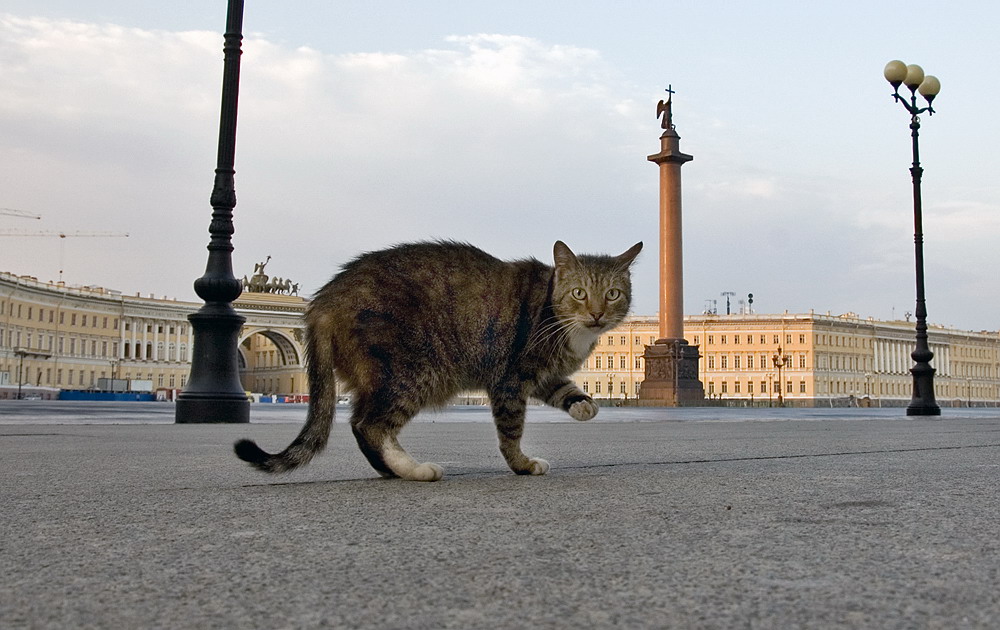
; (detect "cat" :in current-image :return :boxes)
[235,239,642,481]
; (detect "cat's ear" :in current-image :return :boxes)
[615,242,643,267]
[553,241,579,269]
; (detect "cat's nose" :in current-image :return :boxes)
[590,312,604,324]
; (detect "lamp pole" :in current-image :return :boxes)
[883,60,942,417]
[772,347,789,407]
[175,0,250,424]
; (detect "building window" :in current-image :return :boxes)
[773,334,779,344]
[734,381,741,393]
[734,355,741,369]
[595,356,602,369]
[620,382,626,394]
[708,382,715,394]
[734,335,740,345]
[708,335,714,345]
[799,334,806,344]
[786,334,792,344]
[721,355,728,369]
[693,336,699,345]
[583,382,589,393]
[721,382,728,394]
[800,381,806,393]
[799,355,807,369]
[635,336,641,345]
[786,380,793,393]
[761,381,767,393]
[620,336,626,346]
[721,335,727,345]
[71,314,77,326]
[708,355,715,369]
[620,356,626,370]
[607,336,614,346]
[635,357,642,369]
[748,381,754,394]
[747,354,754,369]
[595,382,601,394]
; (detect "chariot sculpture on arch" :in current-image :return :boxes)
[241,255,300,296]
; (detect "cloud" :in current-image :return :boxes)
[0,17,650,309]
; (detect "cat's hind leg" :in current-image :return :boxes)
[350,396,443,482]
[490,395,549,476]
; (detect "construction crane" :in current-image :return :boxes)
[0,207,42,220]
[0,230,129,238]
[0,230,129,281]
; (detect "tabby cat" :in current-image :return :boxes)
[235,240,642,481]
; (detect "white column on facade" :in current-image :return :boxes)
[130,318,138,359]
[175,321,182,362]
[141,319,148,360]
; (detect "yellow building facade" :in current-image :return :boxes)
[574,313,1000,407]
[0,271,307,399]
[3,270,998,406]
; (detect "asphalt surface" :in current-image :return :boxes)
[2,403,999,629]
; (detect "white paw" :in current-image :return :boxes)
[527,457,550,476]
[408,462,444,482]
[568,398,599,421]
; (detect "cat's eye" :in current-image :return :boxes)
[571,288,587,300]
[606,288,622,301]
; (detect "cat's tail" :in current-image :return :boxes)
[234,327,337,473]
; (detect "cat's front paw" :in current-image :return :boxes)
[567,397,599,421]
[513,457,550,476]
[527,457,549,475]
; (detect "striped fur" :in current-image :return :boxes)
[234,240,641,481]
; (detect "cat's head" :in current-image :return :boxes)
[552,241,643,335]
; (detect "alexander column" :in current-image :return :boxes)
[639,87,704,406]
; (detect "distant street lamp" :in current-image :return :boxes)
[772,347,789,407]
[883,59,942,416]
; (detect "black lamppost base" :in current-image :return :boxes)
[176,396,249,424]
[906,365,941,416]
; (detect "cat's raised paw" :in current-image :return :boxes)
[407,462,445,482]
[568,398,599,421]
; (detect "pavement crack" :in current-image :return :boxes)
[557,442,1000,471]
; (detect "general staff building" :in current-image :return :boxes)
[3,271,997,407]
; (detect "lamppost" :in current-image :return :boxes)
[772,347,789,407]
[607,373,615,401]
[176,0,250,424]
[883,59,942,416]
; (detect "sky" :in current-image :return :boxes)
[1,1,998,331]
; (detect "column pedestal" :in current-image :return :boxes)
[638,338,704,406]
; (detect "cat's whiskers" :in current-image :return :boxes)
[523,315,571,356]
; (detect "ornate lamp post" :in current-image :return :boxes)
[176,0,250,424]
[883,59,942,416]
[772,347,789,407]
